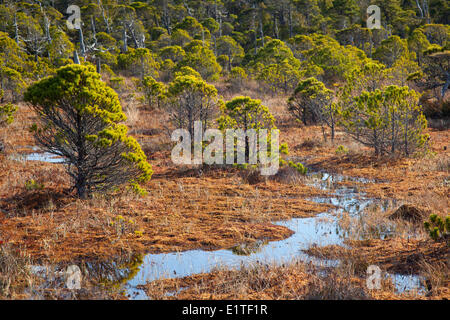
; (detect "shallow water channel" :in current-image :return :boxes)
[9,147,64,163]
[21,152,425,299]
[123,171,425,299]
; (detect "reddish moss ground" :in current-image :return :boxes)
[139,260,447,300]
[282,125,449,214]
[1,103,448,299]
[0,167,329,262]
[305,238,449,274]
[0,106,330,263]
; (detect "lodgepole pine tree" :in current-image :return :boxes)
[24,64,153,198]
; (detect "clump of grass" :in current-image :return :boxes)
[144,261,310,299]
[338,203,421,240]
[295,138,322,150]
[272,166,304,184]
[238,167,266,185]
[303,265,369,300]
[418,259,449,297]
[124,101,140,129]
[0,244,33,298]
[143,260,380,300]
[434,157,450,172]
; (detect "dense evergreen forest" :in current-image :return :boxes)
[0,0,449,115]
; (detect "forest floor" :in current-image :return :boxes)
[0,87,448,300]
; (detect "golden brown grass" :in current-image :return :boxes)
[0,244,33,299]
[0,153,330,263]
[140,258,440,300]
[1,83,448,300]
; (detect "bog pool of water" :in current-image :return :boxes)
[9,147,64,163]
[122,171,425,299]
[26,167,426,299]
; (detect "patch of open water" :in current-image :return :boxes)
[9,147,64,163]
[26,167,426,299]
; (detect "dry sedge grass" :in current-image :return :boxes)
[289,126,450,213]
[0,161,330,263]
[337,204,427,241]
[0,106,331,263]
[141,258,437,300]
[305,238,449,297]
[1,87,449,299]
[306,238,448,272]
[141,261,356,300]
[0,244,33,299]
[304,204,449,299]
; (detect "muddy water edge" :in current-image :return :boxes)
[18,153,426,299]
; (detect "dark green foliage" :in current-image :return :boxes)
[0,90,17,127]
[0,0,446,169]
[218,96,275,131]
[424,214,449,242]
[117,48,159,79]
[165,74,220,137]
[338,85,429,156]
[288,77,336,140]
[141,76,165,108]
[24,64,153,198]
[287,161,308,175]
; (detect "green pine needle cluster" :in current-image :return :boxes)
[424,214,450,242]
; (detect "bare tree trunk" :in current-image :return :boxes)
[128,23,140,48]
[259,7,264,46]
[252,3,257,55]
[215,0,218,21]
[79,27,86,58]
[330,109,335,142]
[14,13,19,45]
[273,14,279,39]
[183,0,193,16]
[97,0,111,33]
[44,16,51,43]
[415,0,424,18]
[96,58,101,74]
[162,0,171,35]
[91,16,97,47]
[122,23,128,53]
[423,0,430,24]
[73,50,80,64]
[76,174,87,199]
[34,35,38,62]
[441,72,450,99]
[288,3,293,39]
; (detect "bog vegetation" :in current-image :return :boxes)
[0,0,445,194]
[0,0,448,301]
